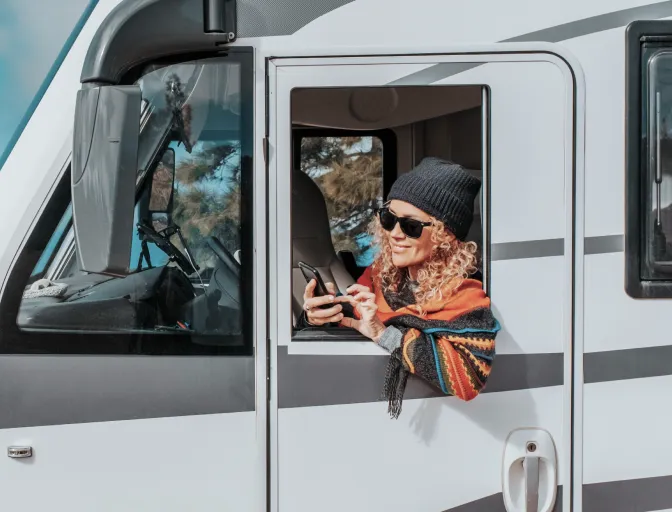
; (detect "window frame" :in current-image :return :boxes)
[288,93,490,343]
[0,49,256,355]
[625,20,672,298]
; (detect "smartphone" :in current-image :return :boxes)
[298,261,354,318]
[298,261,330,298]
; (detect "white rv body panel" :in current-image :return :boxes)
[0,0,671,510]
[0,413,258,511]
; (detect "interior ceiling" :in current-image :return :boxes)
[291,85,482,130]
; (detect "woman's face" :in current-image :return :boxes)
[385,200,444,269]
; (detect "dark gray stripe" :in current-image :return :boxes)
[487,235,623,261]
[491,238,564,260]
[0,356,255,429]
[279,337,672,410]
[585,345,672,384]
[238,0,354,38]
[387,1,672,85]
[585,234,624,255]
[388,63,481,86]
[584,475,672,511]
[437,475,672,511]
[443,488,562,512]
[504,1,672,43]
[277,346,562,408]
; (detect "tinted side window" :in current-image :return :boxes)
[622,23,672,298]
[0,51,254,355]
[642,51,672,280]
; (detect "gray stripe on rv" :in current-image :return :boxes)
[491,238,564,260]
[585,234,624,255]
[238,0,354,38]
[584,345,672,384]
[0,356,255,429]
[440,477,672,512]
[388,1,672,86]
[481,234,623,261]
[442,489,563,512]
[279,320,672,410]
[583,475,672,511]
[437,476,672,511]
[277,346,563,408]
[489,235,623,260]
[388,62,483,87]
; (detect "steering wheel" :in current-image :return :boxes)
[206,237,240,276]
[136,222,196,275]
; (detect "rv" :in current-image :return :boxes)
[0,0,671,510]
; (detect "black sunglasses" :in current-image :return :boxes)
[377,207,432,239]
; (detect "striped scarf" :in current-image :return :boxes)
[357,267,500,418]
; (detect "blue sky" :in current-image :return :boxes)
[0,0,94,168]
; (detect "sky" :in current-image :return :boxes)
[0,0,94,167]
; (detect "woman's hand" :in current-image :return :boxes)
[339,284,386,343]
[302,279,344,326]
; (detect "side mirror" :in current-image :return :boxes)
[71,85,141,276]
[149,148,176,215]
[148,147,176,233]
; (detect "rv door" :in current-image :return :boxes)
[268,50,580,512]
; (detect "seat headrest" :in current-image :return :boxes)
[465,189,482,244]
[292,170,338,268]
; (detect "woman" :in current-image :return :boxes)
[301,157,500,418]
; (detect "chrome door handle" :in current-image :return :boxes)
[7,446,32,459]
[503,429,557,512]
[523,447,540,512]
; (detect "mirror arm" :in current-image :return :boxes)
[165,225,200,272]
[173,109,193,153]
[137,238,154,272]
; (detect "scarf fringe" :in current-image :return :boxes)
[381,348,409,419]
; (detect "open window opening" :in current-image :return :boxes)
[290,85,488,340]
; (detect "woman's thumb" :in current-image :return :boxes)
[304,278,316,300]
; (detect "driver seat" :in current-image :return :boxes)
[291,170,355,322]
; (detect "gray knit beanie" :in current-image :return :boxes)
[387,157,481,240]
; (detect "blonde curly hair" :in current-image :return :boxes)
[369,215,479,307]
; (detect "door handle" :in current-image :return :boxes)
[502,429,557,512]
[523,447,539,511]
[7,446,32,459]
